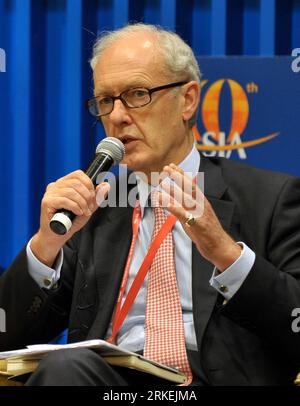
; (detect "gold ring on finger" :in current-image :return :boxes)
[184,213,196,227]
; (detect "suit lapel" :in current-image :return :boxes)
[87,205,133,339]
[192,154,235,351]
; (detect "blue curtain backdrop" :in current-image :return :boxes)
[0,0,299,270]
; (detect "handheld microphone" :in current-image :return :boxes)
[49,137,125,235]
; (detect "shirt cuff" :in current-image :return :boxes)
[26,238,63,289]
[209,242,255,301]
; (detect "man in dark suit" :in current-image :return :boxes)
[0,23,300,386]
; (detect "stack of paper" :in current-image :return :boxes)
[0,339,186,384]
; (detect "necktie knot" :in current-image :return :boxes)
[150,190,167,231]
[150,190,160,208]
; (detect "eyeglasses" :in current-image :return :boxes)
[86,81,187,118]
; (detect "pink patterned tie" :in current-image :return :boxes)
[144,191,193,385]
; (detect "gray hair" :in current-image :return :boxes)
[90,23,201,127]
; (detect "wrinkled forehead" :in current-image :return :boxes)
[93,34,170,93]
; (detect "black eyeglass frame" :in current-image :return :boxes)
[86,81,188,118]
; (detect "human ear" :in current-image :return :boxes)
[181,81,200,122]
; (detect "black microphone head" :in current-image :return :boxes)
[96,137,125,163]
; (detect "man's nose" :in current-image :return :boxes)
[109,99,132,125]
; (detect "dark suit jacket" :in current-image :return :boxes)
[1,155,300,385]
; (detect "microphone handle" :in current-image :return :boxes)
[86,153,113,186]
[49,153,114,235]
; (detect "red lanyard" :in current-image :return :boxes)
[107,201,177,343]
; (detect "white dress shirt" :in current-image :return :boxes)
[26,145,255,351]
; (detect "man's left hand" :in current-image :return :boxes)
[160,163,242,272]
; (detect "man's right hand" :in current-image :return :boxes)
[30,170,110,267]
